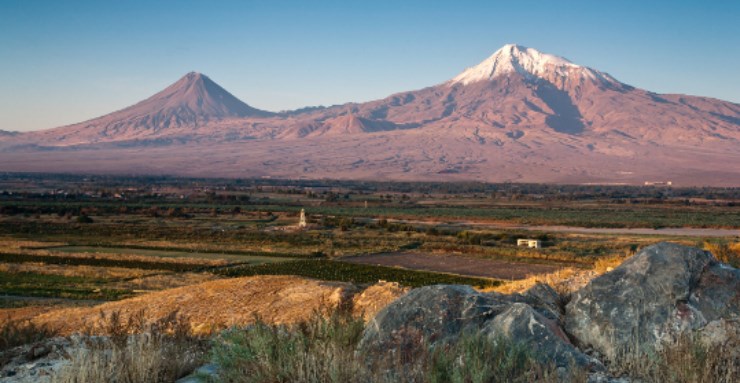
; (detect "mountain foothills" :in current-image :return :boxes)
[1,44,739,185]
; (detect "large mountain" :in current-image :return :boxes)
[2,44,739,186]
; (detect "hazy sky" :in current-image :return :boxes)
[1,0,739,132]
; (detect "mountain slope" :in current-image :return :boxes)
[345,44,739,147]
[22,72,272,146]
[1,45,739,185]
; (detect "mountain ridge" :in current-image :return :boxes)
[1,44,739,186]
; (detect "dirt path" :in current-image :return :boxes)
[343,252,561,280]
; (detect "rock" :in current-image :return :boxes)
[176,363,219,383]
[481,303,601,370]
[516,282,564,322]
[0,337,73,383]
[359,284,601,374]
[565,242,740,361]
[359,285,512,359]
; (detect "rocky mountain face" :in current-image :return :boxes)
[2,45,739,185]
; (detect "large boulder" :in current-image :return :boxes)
[565,242,740,361]
[359,285,510,358]
[481,303,601,370]
[359,284,598,371]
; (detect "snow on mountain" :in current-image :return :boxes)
[450,44,619,86]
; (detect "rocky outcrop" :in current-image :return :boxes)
[360,242,740,377]
[0,337,74,383]
[480,303,598,370]
[565,242,740,361]
[359,284,600,371]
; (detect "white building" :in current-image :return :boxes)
[517,239,541,249]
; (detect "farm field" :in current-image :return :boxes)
[342,252,561,280]
[0,174,738,321]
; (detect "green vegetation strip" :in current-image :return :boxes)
[215,259,499,289]
[245,204,740,229]
[0,271,133,301]
[61,244,312,259]
[0,252,210,272]
[2,199,738,228]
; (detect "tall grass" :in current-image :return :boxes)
[210,307,366,383]
[704,241,740,268]
[0,317,59,362]
[208,308,585,383]
[51,310,208,383]
[612,331,740,383]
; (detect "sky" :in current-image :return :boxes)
[1,0,739,132]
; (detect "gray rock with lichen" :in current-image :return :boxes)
[565,242,740,361]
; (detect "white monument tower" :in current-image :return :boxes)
[299,209,307,228]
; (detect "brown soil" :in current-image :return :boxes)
[343,252,561,280]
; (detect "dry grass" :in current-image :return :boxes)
[209,308,589,383]
[106,272,221,291]
[1,248,229,267]
[613,331,740,382]
[352,281,410,321]
[30,275,406,336]
[488,247,632,296]
[592,254,627,274]
[486,267,593,296]
[0,238,66,250]
[51,310,208,383]
[704,241,740,268]
[0,317,59,353]
[0,261,158,280]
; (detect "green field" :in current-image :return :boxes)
[0,271,133,301]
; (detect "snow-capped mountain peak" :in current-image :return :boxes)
[450,44,618,86]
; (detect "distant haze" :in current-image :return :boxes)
[0,1,739,132]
